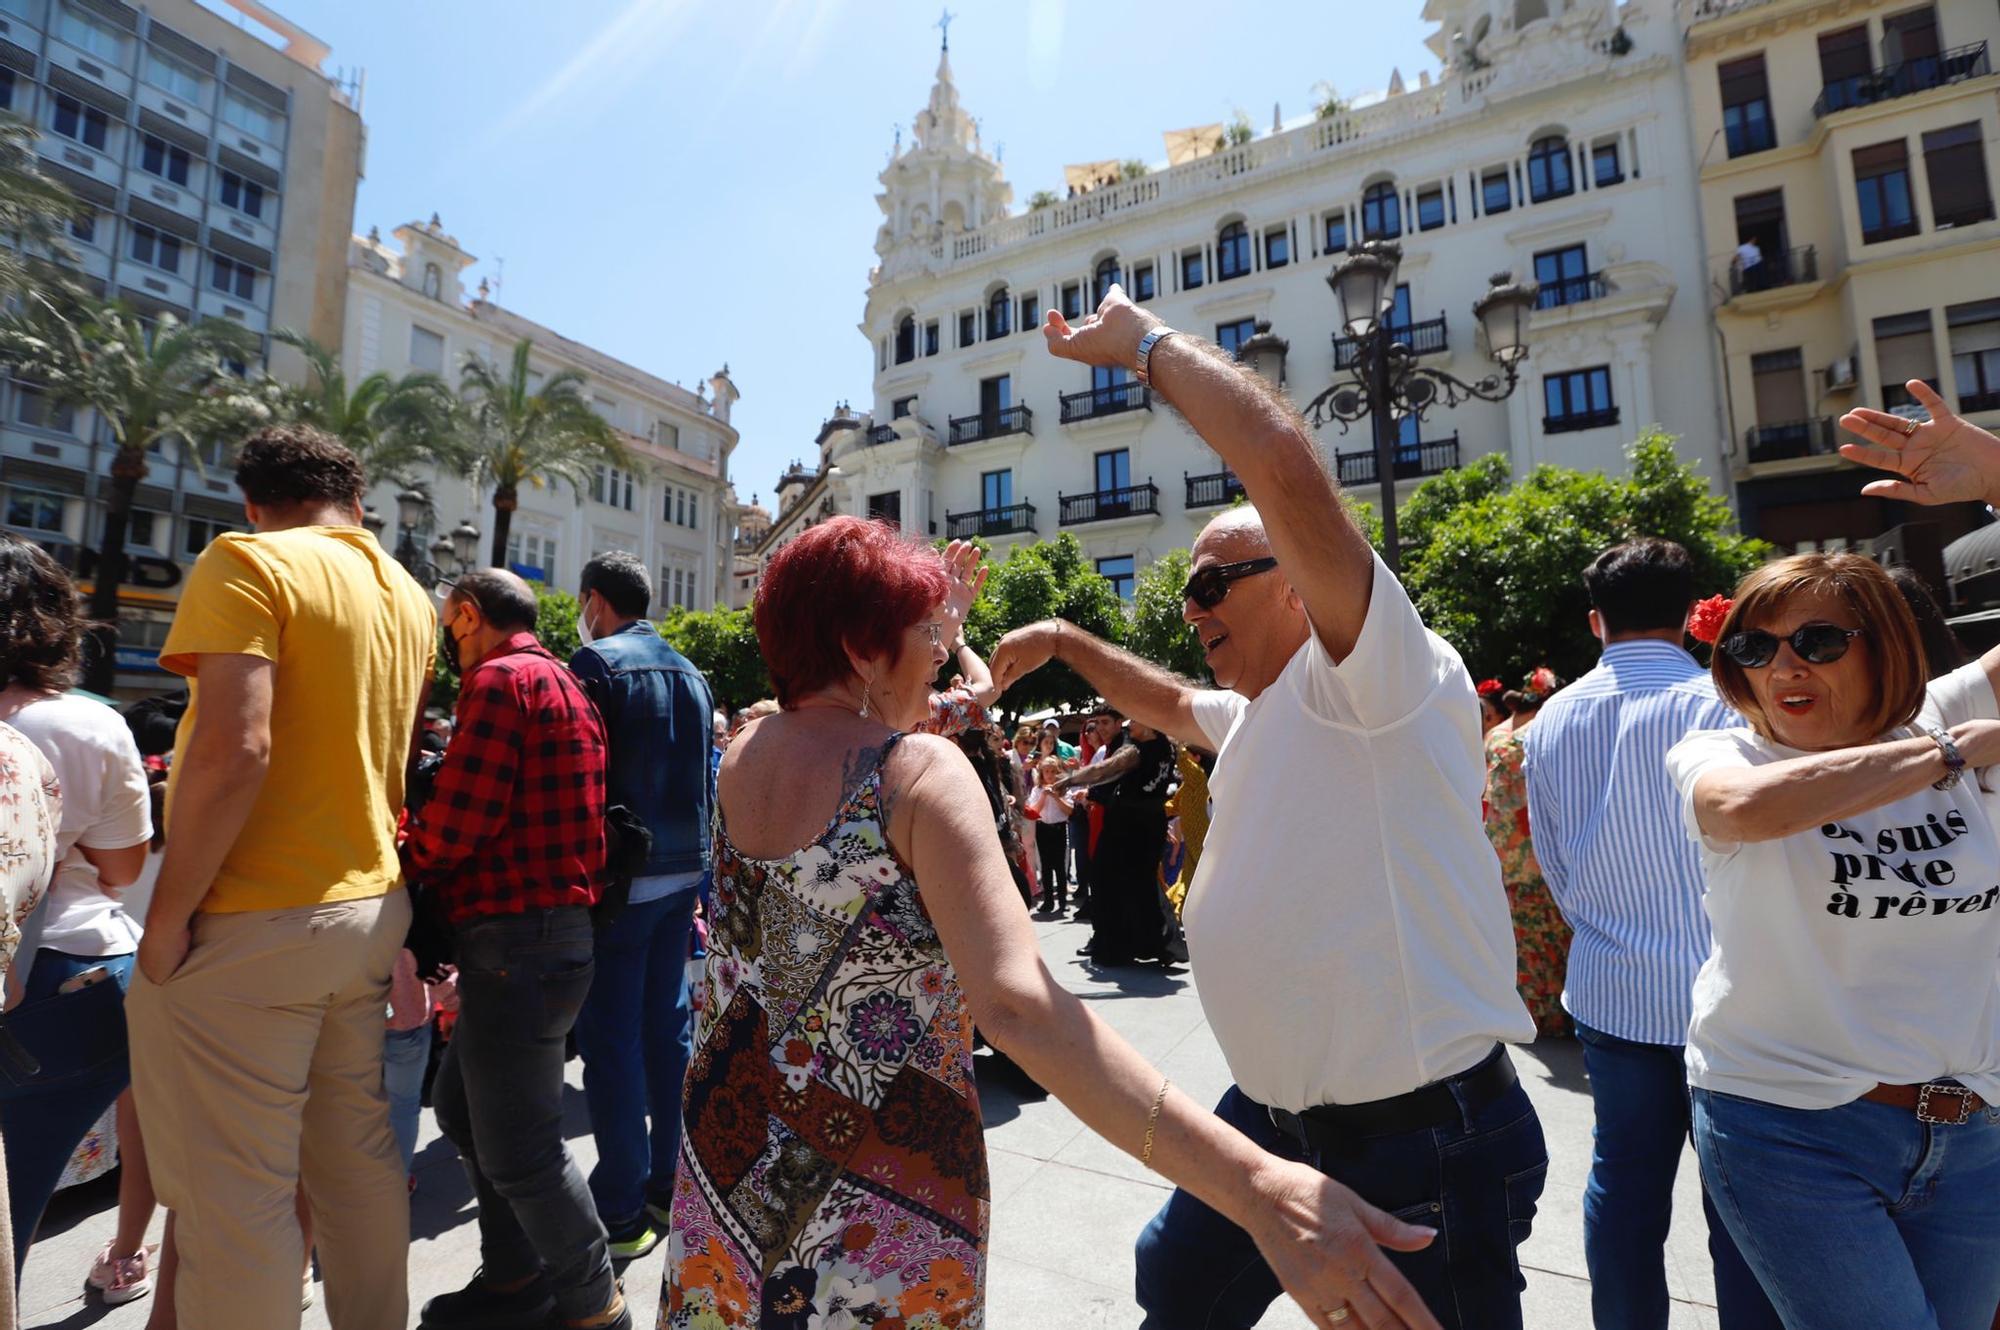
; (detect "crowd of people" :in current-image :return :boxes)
[0,284,1996,1330]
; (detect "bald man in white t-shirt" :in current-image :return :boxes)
[993,288,1541,1330]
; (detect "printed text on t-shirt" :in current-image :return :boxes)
[1819,812,2000,918]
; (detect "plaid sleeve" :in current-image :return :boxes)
[403,667,523,881]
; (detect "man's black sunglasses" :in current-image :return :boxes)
[1181,557,1279,610]
[1718,622,1865,669]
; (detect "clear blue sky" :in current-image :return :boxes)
[264,0,1437,509]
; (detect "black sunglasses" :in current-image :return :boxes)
[1181,557,1279,610]
[1719,622,1865,669]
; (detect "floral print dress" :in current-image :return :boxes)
[664,734,989,1330]
[1483,723,1573,1037]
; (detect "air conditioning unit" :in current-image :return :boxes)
[1825,356,1859,390]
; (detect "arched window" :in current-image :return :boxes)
[1528,135,1574,202]
[1216,222,1251,281]
[1094,256,1122,304]
[986,287,1011,339]
[422,262,441,299]
[1362,182,1401,240]
[894,315,915,364]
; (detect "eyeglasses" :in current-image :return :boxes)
[1719,622,1865,669]
[1181,557,1280,610]
[919,621,945,648]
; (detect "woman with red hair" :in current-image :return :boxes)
[664,517,1444,1330]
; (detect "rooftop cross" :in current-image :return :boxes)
[936,7,955,51]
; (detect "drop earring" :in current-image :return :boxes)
[858,680,873,720]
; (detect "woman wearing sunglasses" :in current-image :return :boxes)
[1666,551,2000,1329]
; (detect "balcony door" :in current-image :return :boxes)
[1751,350,1810,454]
[1818,25,1873,87]
[981,468,1013,514]
[979,374,1011,428]
[1093,363,1131,409]
[1882,6,1940,66]
[1733,190,1791,287]
[1533,245,1589,308]
[1095,448,1131,495]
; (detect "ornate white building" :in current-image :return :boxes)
[344,217,739,611]
[756,0,1729,593]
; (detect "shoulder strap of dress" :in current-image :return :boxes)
[842,731,909,822]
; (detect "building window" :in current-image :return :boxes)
[866,490,902,526]
[895,315,915,364]
[981,468,1013,510]
[126,509,162,551]
[0,66,15,111]
[1855,139,1918,244]
[1060,281,1083,319]
[140,134,191,187]
[15,383,74,434]
[1094,256,1122,304]
[923,320,939,356]
[1533,245,1590,308]
[1923,123,1994,230]
[592,465,635,511]
[51,94,109,151]
[1096,555,1136,601]
[505,531,557,584]
[1324,210,1348,254]
[182,515,238,558]
[654,419,680,451]
[688,493,699,529]
[4,488,64,533]
[1592,140,1623,187]
[1542,366,1617,433]
[218,170,265,219]
[1180,249,1204,290]
[69,212,94,244]
[1095,448,1131,493]
[1217,222,1251,280]
[220,92,280,143]
[1216,318,1258,356]
[1415,186,1445,232]
[1132,262,1156,301]
[1019,290,1040,330]
[1264,226,1290,267]
[891,395,916,419]
[1874,310,1939,410]
[1949,299,2000,413]
[1481,168,1512,215]
[958,309,976,347]
[1815,23,1872,110]
[144,49,205,103]
[128,223,181,275]
[979,373,1011,417]
[673,488,686,526]
[1362,182,1401,240]
[1720,55,1775,157]
[1527,136,1574,202]
[409,325,445,374]
[986,287,1011,339]
[209,254,256,301]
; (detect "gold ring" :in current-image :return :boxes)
[1327,1310,1351,1325]
[1903,417,1921,436]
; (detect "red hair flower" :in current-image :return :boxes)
[1476,678,1504,699]
[1687,595,1733,646]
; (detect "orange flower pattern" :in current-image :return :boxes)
[1484,725,1574,1037]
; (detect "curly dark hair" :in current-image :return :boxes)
[0,533,84,693]
[233,424,367,509]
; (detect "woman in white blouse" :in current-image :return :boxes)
[1668,551,2000,1329]
[0,718,60,1329]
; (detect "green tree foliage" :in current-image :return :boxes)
[0,112,84,302]
[660,607,772,716]
[1401,431,1768,684]
[274,331,467,487]
[536,586,583,664]
[1129,548,1207,682]
[962,534,1126,716]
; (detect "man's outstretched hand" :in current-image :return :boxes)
[1839,379,2000,509]
[989,621,1063,698]
[1043,285,1163,372]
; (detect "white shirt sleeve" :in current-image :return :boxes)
[79,707,152,851]
[1924,660,2000,729]
[1189,689,1249,752]
[1301,553,1458,731]
[1666,728,1763,858]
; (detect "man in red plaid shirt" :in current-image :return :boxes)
[401,569,627,1330]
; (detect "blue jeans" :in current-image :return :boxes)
[1574,1022,1778,1330]
[1135,1066,1547,1330]
[573,891,697,1235]
[1693,1086,2000,1330]
[384,1022,432,1175]
[1,949,133,1275]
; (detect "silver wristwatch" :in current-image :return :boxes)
[1927,724,1966,791]
[1133,327,1177,386]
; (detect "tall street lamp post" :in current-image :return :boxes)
[389,486,480,589]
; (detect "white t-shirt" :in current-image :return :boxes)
[1026,783,1070,825]
[1183,554,1534,1111]
[1666,660,2000,1110]
[3,692,152,958]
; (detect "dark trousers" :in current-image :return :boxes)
[431,907,613,1321]
[1069,815,1093,907]
[1090,806,1171,961]
[1135,1066,1547,1330]
[1035,822,1070,907]
[1575,1021,1781,1330]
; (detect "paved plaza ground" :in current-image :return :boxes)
[21,909,1723,1328]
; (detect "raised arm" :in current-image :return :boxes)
[1043,289,1375,661]
[989,620,1209,750]
[1054,742,1139,791]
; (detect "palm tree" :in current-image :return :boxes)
[274,330,467,487]
[0,299,276,692]
[0,110,83,302]
[460,337,627,567]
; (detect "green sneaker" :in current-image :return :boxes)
[605,1223,659,1261]
[645,1197,673,1230]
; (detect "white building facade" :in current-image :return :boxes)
[775,0,1728,592]
[345,218,739,612]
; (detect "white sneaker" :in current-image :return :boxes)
[86,1242,157,1305]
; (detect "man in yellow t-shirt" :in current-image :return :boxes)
[126,424,434,1330]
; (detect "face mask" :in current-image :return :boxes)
[437,623,462,681]
[576,606,597,646]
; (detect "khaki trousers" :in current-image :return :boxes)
[127,891,411,1330]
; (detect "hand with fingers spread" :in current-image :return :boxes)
[1042,283,1164,371]
[940,539,989,627]
[1247,1161,1444,1330]
[1838,379,2000,508]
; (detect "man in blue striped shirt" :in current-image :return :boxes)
[1522,539,1779,1330]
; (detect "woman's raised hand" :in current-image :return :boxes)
[1839,380,2000,508]
[941,540,989,626]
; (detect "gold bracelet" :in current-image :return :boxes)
[1140,1076,1171,1168]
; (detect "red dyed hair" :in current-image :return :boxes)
[754,516,950,708]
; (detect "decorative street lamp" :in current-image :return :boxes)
[1236,320,1291,387]
[392,487,430,574]
[450,519,481,571]
[1301,242,1540,571]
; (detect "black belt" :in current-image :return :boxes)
[1268,1045,1517,1147]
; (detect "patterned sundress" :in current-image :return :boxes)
[662,734,989,1330]
[1482,724,1573,1037]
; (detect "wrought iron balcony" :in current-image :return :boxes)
[1962,389,2000,415]
[947,404,1033,446]
[945,502,1037,540]
[1333,314,1448,370]
[1185,470,1245,509]
[1059,382,1151,423]
[1334,435,1460,488]
[1813,41,1991,118]
[1745,417,1839,463]
[1058,482,1161,527]
[1535,273,1608,310]
[1725,245,1818,296]
[866,423,899,445]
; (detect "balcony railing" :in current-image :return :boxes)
[1745,417,1840,463]
[1334,435,1461,488]
[1544,408,1622,435]
[1962,389,2000,414]
[1726,245,1818,296]
[866,423,899,445]
[945,502,1037,540]
[947,404,1033,445]
[1813,41,1991,118]
[1185,470,1245,509]
[1333,314,1448,370]
[1059,482,1160,526]
[1059,382,1151,423]
[1535,273,1608,309]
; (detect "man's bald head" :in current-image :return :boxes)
[1194,506,1274,564]
[451,568,538,631]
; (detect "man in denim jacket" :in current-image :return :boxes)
[568,552,716,1259]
